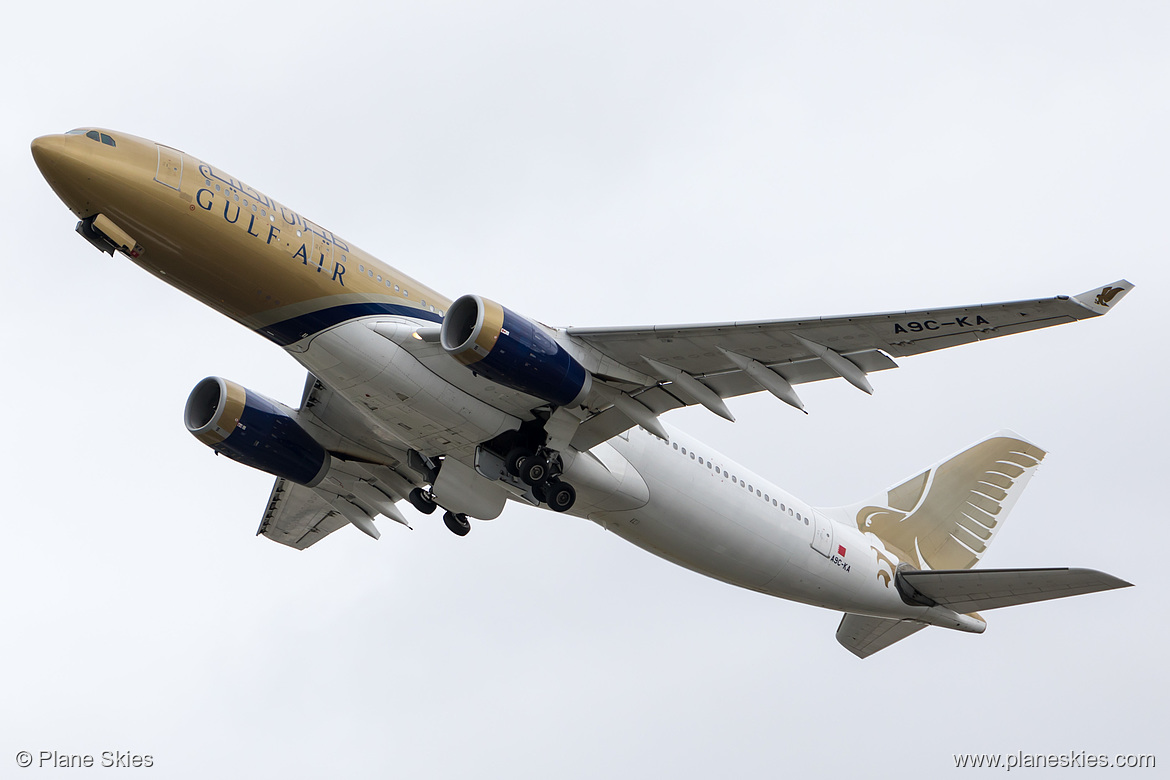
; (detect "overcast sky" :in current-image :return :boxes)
[3,3,1167,777]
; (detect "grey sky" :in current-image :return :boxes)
[3,3,1166,777]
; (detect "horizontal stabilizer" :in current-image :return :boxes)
[899,567,1132,613]
[837,613,928,659]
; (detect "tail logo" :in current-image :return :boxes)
[855,438,1046,571]
[1095,286,1124,307]
[871,546,896,588]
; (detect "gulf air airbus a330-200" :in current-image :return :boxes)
[32,128,1133,657]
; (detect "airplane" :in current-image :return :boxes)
[31,127,1134,657]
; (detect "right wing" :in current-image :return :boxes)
[568,280,1133,450]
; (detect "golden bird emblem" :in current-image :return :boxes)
[1095,286,1124,307]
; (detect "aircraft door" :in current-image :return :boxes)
[154,145,183,191]
[306,223,333,273]
[811,510,834,558]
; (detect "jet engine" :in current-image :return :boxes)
[440,294,592,408]
[184,376,330,486]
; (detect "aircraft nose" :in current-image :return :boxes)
[31,134,74,181]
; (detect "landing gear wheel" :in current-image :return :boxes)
[520,455,550,487]
[443,510,471,536]
[530,482,547,504]
[408,487,437,515]
[543,480,576,513]
[504,447,531,477]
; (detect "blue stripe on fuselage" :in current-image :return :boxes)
[258,302,443,346]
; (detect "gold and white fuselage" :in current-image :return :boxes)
[32,128,1132,657]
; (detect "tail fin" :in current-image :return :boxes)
[826,431,1046,571]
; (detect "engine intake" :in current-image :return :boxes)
[441,295,591,407]
[184,377,330,486]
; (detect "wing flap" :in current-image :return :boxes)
[571,349,898,451]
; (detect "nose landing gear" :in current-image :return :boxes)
[443,510,471,536]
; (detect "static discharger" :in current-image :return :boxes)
[789,334,873,395]
[641,357,736,422]
[718,348,806,413]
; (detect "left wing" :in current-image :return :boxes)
[568,280,1133,450]
[256,375,423,549]
[256,478,350,550]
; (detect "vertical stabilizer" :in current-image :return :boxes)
[825,432,1046,570]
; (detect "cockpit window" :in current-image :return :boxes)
[70,129,116,147]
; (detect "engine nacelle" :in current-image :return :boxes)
[184,377,330,486]
[440,295,592,408]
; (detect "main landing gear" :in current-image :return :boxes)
[505,447,576,513]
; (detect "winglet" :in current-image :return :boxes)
[1072,279,1134,315]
